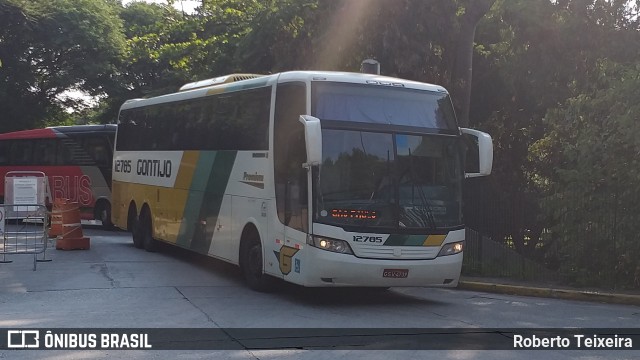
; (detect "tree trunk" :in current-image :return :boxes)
[451,0,496,128]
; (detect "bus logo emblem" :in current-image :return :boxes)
[273,245,299,275]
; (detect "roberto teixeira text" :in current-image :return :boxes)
[513,333,634,349]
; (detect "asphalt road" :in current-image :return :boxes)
[0,227,638,359]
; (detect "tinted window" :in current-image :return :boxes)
[0,141,11,165]
[10,140,34,165]
[117,87,271,151]
[33,139,57,166]
[59,138,95,166]
[0,131,114,167]
[76,135,113,168]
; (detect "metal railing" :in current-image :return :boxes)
[462,228,560,284]
[462,188,640,291]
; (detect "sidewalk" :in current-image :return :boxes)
[458,276,640,306]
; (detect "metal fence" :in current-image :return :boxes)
[462,187,640,291]
[0,204,51,270]
[462,228,561,284]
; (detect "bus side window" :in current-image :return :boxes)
[12,140,33,165]
[233,89,270,150]
[33,139,56,166]
[119,108,149,151]
[0,141,10,165]
[82,136,110,167]
[33,140,45,165]
[58,140,75,165]
[53,139,64,165]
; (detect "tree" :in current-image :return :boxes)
[113,0,263,98]
[465,0,640,278]
[530,62,640,288]
[450,0,496,127]
[236,0,495,112]
[0,0,126,131]
[96,0,183,123]
[235,0,320,72]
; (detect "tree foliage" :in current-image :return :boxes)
[0,0,125,132]
[465,0,639,260]
[529,62,640,287]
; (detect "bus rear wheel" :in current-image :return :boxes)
[96,201,113,230]
[130,205,144,249]
[132,217,144,249]
[139,208,157,252]
[240,230,276,292]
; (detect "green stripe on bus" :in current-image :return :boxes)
[190,151,237,254]
[176,151,217,248]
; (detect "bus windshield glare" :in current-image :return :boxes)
[312,82,463,231]
[312,82,458,130]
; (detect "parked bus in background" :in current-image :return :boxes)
[0,125,116,228]
[112,71,493,291]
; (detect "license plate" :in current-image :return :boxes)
[383,269,409,278]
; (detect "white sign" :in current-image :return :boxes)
[13,178,39,205]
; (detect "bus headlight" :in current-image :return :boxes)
[437,241,464,257]
[308,235,353,255]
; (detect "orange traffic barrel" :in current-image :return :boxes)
[48,198,65,238]
[55,200,90,250]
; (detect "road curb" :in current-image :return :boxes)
[457,281,640,307]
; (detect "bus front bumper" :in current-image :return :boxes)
[291,246,463,288]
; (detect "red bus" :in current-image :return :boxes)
[0,125,116,228]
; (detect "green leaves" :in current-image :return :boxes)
[527,61,640,288]
[0,0,125,131]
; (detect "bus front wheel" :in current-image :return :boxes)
[240,228,276,292]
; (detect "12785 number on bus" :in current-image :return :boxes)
[353,235,383,243]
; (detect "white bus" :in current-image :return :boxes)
[112,71,492,291]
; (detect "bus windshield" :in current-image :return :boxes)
[314,130,463,231]
[311,81,464,231]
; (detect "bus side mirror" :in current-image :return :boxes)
[299,115,322,167]
[461,128,493,178]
